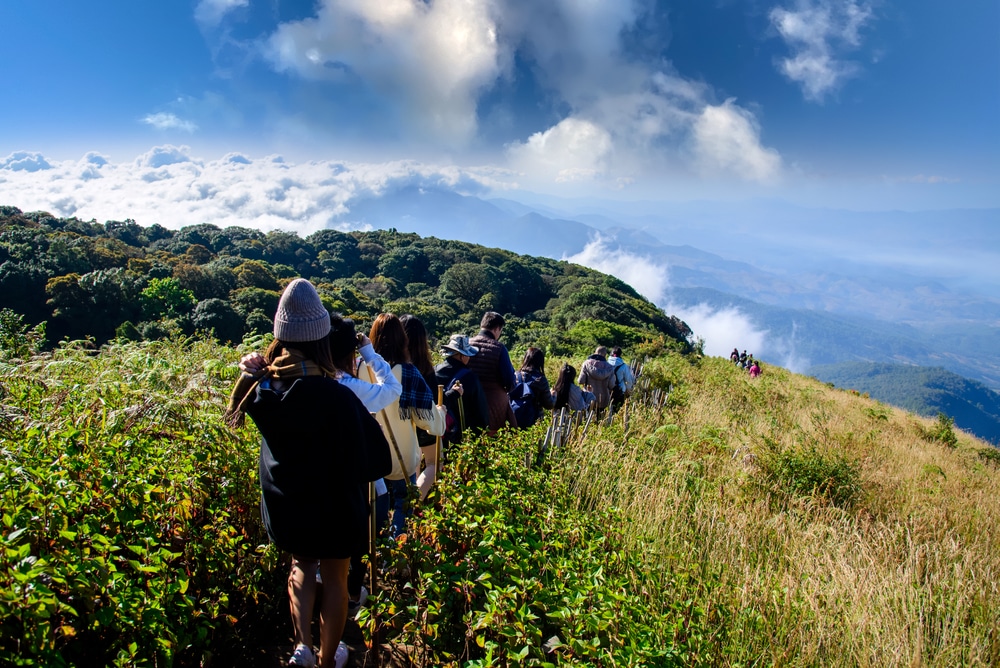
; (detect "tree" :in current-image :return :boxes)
[0,308,46,360]
[234,260,279,291]
[191,299,244,343]
[379,247,431,285]
[141,278,196,319]
[439,263,511,311]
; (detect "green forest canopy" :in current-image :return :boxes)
[0,205,691,358]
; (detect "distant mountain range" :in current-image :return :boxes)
[338,185,1000,392]
[807,362,1000,446]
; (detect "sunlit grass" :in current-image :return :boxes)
[554,354,1000,666]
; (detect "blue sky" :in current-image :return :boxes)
[1,0,998,224]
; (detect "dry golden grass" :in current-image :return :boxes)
[554,355,1000,666]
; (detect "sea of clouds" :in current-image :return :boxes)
[0,147,509,236]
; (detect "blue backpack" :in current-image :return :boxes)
[509,371,540,428]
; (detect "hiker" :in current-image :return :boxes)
[739,350,748,368]
[749,360,761,378]
[577,346,616,411]
[552,363,595,412]
[466,311,517,431]
[608,346,635,405]
[509,347,554,429]
[435,334,490,445]
[226,278,390,668]
[359,314,446,539]
[730,348,740,364]
[237,312,402,631]
[400,314,441,500]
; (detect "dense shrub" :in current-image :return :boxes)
[374,428,693,666]
[757,438,863,509]
[0,338,275,666]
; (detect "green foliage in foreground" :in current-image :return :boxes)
[4,338,998,666]
[375,430,693,666]
[0,338,276,666]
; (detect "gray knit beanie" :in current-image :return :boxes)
[273,278,331,343]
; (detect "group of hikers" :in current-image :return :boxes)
[730,348,762,378]
[224,278,638,668]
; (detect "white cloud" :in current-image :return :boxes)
[668,302,767,360]
[693,100,782,182]
[770,0,874,101]
[136,145,197,168]
[265,0,502,146]
[560,239,807,371]
[142,112,199,133]
[563,237,670,305]
[0,147,505,238]
[507,118,613,183]
[1,151,52,172]
[259,0,783,187]
[194,0,248,28]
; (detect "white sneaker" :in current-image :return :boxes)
[333,641,349,668]
[288,643,317,667]
[347,585,368,618]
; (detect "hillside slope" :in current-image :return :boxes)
[808,361,1000,445]
[2,338,998,666]
[0,205,691,356]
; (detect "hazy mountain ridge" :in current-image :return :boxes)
[338,188,1000,393]
[808,361,1000,445]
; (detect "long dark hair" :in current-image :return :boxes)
[552,363,576,410]
[263,337,337,377]
[369,313,410,367]
[328,313,359,377]
[519,347,545,376]
[400,314,434,379]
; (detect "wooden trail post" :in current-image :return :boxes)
[436,384,444,469]
[368,480,380,667]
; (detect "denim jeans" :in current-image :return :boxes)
[384,475,416,539]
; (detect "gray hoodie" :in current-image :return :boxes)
[577,354,616,409]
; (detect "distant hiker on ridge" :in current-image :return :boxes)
[466,311,517,431]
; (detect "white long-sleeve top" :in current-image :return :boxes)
[334,344,401,413]
[356,361,447,481]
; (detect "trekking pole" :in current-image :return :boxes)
[436,384,444,469]
[368,480,380,668]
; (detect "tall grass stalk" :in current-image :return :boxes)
[554,355,999,666]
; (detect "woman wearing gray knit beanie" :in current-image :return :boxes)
[227,278,391,668]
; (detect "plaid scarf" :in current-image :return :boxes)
[398,362,435,422]
[224,348,330,427]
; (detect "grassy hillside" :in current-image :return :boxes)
[2,335,997,666]
[809,362,1000,446]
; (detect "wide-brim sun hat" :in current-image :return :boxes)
[273,278,331,342]
[441,334,478,357]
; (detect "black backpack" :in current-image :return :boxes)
[508,371,540,428]
[610,364,626,405]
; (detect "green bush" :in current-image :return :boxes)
[926,413,959,449]
[757,438,863,509]
[0,338,275,666]
[372,428,694,666]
